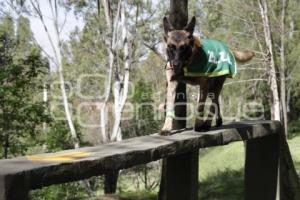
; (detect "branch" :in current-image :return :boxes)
[30,0,59,66]
[224,79,267,86]
[143,42,166,62]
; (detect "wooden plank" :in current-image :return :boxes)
[0,121,281,197]
[165,151,198,200]
[0,174,29,200]
[244,134,279,200]
[279,128,300,200]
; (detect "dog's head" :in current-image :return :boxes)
[163,16,196,75]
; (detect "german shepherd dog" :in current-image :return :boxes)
[160,16,255,135]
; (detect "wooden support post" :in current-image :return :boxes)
[165,151,199,200]
[159,1,198,200]
[0,175,28,200]
[278,128,300,200]
[244,134,279,200]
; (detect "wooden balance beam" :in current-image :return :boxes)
[0,121,299,200]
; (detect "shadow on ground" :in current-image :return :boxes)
[199,169,244,200]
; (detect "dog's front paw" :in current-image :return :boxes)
[160,119,173,136]
[160,129,172,136]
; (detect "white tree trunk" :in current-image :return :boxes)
[30,0,93,196]
[52,0,79,148]
[100,0,122,143]
[30,0,80,148]
[280,0,288,137]
[43,83,48,133]
[258,0,281,121]
[101,0,129,142]
[57,46,79,148]
[111,1,131,142]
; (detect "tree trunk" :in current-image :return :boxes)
[43,83,48,133]
[30,0,80,148]
[30,0,95,195]
[280,0,288,137]
[57,50,79,148]
[258,0,281,121]
[101,0,126,193]
[111,2,130,142]
[158,1,188,199]
[3,132,9,159]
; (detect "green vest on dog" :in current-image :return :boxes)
[184,38,237,78]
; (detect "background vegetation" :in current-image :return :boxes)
[0,0,299,199]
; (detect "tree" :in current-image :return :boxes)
[57,0,164,194]
[159,1,189,200]
[28,0,80,148]
[258,0,281,121]
[100,0,134,193]
[198,0,300,137]
[0,15,49,158]
[279,0,288,136]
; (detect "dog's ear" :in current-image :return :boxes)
[163,17,174,35]
[184,16,196,35]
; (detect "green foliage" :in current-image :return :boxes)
[288,119,300,139]
[0,15,50,158]
[44,120,87,152]
[16,16,33,52]
[123,80,160,138]
[30,182,88,200]
[45,121,75,151]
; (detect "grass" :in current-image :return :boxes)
[199,170,244,200]
[288,135,300,163]
[199,142,245,181]
[198,142,245,199]
[98,192,156,200]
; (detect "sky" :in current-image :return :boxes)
[28,1,84,70]
[0,0,84,70]
[27,0,160,70]
[0,0,163,70]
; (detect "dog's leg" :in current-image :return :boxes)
[205,92,220,129]
[205,76,226,128]
[215,98,223,127]
[160,69,178,135]
[194,78,209,132]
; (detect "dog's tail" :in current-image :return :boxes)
[231,50,255,63]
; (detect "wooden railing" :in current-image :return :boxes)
[0,121,300,200]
